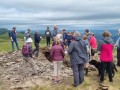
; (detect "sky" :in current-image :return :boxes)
[0,0,120,30]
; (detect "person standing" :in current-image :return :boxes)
[45,27,51,46]
[89,33,97,60]
[98,31,114,82]
[9,27,20,51]
[52,25,58,41]
[50,38,65,83]
[33,32,41,57]
[82,35,91,75]
[114,29,120,66]
[24,29,31,42]
[85,29,91,41]
[68,31,89,87]
[67,32,73,47]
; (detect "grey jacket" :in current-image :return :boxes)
[45,30,51,37]
[98,37,114,51]
[68,36,89,65]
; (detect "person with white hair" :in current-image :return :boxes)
[68,31,89,87]
[114,29,120,66]
[22,38,39,76]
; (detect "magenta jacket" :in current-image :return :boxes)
[50,45,65,61]
[98,37,114,62]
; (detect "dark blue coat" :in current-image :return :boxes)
[34,34,41,43]
[10,31,17,41]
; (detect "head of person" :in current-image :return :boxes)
[85,29,90,35]
[35,31,39,35]
[54,25,58,30]
[103,30,111,38]
[27,29,31,33]
[82,35,88,40]
[89,32,94,36]
[54,37,60,45]
[47,27,49,30]
[73,31,81,37]
[26,38,33,44]
[62,29,66,33]
[12,27,16,32]
[118,29,120,35]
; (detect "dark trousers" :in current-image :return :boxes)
[33,43,39,57]
[117,50,120,66]
[100,62,113,82]
[72,64,84,86]
[46,37,50,46]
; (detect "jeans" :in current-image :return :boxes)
[33,43,40,57]
[11,39,19,51]
[72,64,84,86]
[46,37,50,46]
[100,62,113,82]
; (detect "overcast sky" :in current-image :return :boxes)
[0,0,120,30]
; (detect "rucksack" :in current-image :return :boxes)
[86,45,90,54]
[22,44,29,56]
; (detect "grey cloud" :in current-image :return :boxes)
[0,0,120,29]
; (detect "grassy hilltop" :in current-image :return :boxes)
[0,33,120,90]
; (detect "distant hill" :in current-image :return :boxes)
[0,28,9,35]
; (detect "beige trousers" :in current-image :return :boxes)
[53,61,62,76]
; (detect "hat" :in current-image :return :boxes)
[118,29,120,32]
[26,38,33,43]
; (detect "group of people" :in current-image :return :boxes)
[8,26,120,87]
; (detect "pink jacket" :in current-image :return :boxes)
[100,44,113,62]
[50,45,65,61]
[89,36,97,49]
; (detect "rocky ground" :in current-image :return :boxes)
[0,51,72,90]
[0,49,120,90]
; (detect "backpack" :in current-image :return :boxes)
[22,44,29,56]
[86,45,90,54]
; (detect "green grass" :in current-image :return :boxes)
[0,33,49,52]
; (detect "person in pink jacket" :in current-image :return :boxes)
[89,33,97,60]
[50,38,65,83]
[98,31,114,83]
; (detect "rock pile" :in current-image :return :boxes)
[0,51,72,89]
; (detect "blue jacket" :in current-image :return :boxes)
[63,32,67,41]
[34,33,41,43]
[10,31,17,41]
[68,36,89,65]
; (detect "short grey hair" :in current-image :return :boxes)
[73,31,81,37]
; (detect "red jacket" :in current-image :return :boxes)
[50,45,65,61]
[89,36,97,49]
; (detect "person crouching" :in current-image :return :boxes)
[22,38,39,77]
[50,38,65,83]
